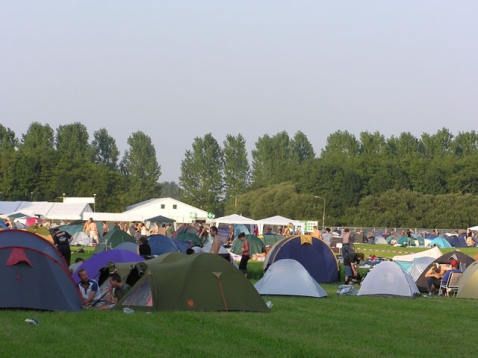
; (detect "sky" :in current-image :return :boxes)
[1,1,477,183]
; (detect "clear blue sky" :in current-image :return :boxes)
[2,1,477,182]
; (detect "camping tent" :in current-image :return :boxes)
[428,237,452,248]
[373,236,388,245]
[230,234,265,256]
[257,215,303,235]
[101,252,269,312]
[171,225,197,238]
[260,234,284,247]
[254,259,327,298]
[446,235,467,248]
[0,230,83,312]
[114,242,139,253]
[407,257,435,281]
[457,261,478,299]
[70,231,91,246]
[148,234,191,255]
[176,233,202,246]
[392,246,443,263]
[211,214,258,235]
[415,251,475,292]
[358,261,420,298]
[263,235,339,283]
[73,249,144,284]
[93,228,136,254]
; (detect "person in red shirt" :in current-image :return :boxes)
[238,232,250,277]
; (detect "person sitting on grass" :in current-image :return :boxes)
[343,252,365,284]
[109,272,131,304]
[77,268,106,308]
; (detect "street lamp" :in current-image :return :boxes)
[93,193,96,212]
[30,192,33,202]
[314,196,326,230]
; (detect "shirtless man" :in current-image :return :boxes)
[209,226,222,254]
[83,218,99,244]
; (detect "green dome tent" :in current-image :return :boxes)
[93,228,135,254]
[260,234,284,247]
[230,234,265,256]
[100,253,269,312]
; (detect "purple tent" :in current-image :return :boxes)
[73,249,144,284]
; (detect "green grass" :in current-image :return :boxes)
[2,246,477,357]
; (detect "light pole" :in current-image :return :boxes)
[30,192,33,202]
[314,196,326,230]
[93,193,96,212]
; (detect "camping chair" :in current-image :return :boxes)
[440,272,463,297]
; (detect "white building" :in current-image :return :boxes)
[123,197,209,224]
[0,197,208,225]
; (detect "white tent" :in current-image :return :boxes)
[254,259,328,298]
[408,257,435,282]
[70,231,92,246]
[211,214,258,228]
[358,261,420,298]
[392,246,443,262]
[257,215,303,235]
[468,226,478,231]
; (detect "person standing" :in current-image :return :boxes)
[102,221,109,237]
[166,223,173,237]
[83,218,99,244]
[342,228,351,256]
[52,227,73,266]
[312,226,322,239]
[209,226,222,254]
[238,232,250,277]
[322,228,333,246]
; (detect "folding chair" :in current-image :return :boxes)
[445,272,463,297]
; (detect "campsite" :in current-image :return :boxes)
[2,237,478,357]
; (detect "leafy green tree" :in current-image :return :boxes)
[91,128,119,170]
[0,125,18,199]
[223,134,250,207]
[120,131,162,204]
[321,130,359,165]
[451,130,478,157]
[55,123,92,161]
[179,133,224,214]
[0,124,17,153]
[21,122,55,151]
[161,181,181,199]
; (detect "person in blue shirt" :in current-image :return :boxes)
[440,260,461,295]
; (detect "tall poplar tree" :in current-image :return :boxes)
[120,131,162,204]
[179,133,224,213]
[223,134,250,207]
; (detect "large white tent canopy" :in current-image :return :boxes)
[211,214,258,228]
[257,215,303,235]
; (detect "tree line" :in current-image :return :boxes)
[1,123,477,228]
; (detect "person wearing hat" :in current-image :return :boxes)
[425,263,445,296]
[439,260,461,295]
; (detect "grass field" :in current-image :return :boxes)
[1,245,477,358]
